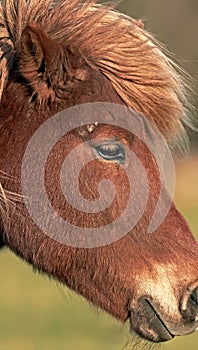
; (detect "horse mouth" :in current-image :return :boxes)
[130,298,175,342]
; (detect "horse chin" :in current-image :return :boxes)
[129,298,175,343]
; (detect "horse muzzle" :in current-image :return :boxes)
[129,281,198,342]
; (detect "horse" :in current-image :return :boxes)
[0,0,198,345]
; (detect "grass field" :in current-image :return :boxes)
[0,157,197,350]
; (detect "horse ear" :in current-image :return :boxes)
[19,23,87,101]
[19,23,63,100]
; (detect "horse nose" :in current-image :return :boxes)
[180,283,198,322]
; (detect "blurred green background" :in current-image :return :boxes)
[0,1,198,350]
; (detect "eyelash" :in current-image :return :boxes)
[94,143,126,163]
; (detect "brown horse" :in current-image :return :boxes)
[0,0,198,345]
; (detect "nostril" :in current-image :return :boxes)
[190,287,198,306]
[180,284,198,322]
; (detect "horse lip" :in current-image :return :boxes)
[142,298,174,341]
[142,299,198,338]
[129,297,175,342]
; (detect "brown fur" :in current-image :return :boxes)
[0,0,197,343]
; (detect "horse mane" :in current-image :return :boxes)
[0,0,194,148]
[0,171,22,233]
[0,182,8,232]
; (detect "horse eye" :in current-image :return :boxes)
[95,143,126,163]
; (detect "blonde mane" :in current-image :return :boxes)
[0,0,195,229]
[0,182,8,232]
[0,0,194,144]
[0,171,22,233]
